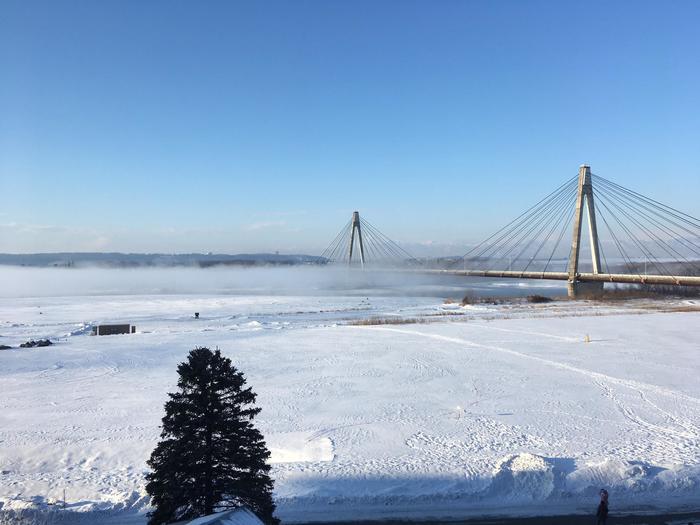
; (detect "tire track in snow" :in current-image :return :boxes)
[593,378,700,442]
[635,387,700,437]
[466,324,581,342]
[593,379,695,441]
[590,378,700,463]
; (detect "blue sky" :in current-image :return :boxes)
[1,0,699,254]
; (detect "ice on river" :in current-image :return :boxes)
[1,289,699,522]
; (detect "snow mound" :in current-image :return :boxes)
[567,459,700,496]
[268,432,334,464]
[487,453,555,500]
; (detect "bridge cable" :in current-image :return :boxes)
[593,197,642,278]
[362,226,395,263]
[452,175,578,268]
[321,218,352,261]
[592,184,700,275]
[523,194,578,272]
[486,186,577,271]
[592,174,700,228]
[358,223,399,263]
[463,179,578,269]
[592,175,700,255]
[593,184,700,273]
[328,225,353,262]
[361,219,418,262]
[361,230,381,262]
[470,187,564,270]
[594,178,700,257]
[484,185,578,271]
[593,189,668,275]
[360,218,419,264]
[513,187,579,271]
[463,178,578,266]
[593,189,673,276]
[363,225,406,262]
[595,212,612,275]
[542,203,577,274]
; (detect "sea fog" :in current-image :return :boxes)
[0,266,567,299]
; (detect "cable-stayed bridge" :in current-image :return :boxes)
[321,211,420,267]
[320,165,700,297]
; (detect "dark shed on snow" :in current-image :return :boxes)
[92,324,135,336]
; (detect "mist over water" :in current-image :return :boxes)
[0,266,567,299]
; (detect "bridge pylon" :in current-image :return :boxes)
[321,211,418,266]
[567,165,604,297]
[347,211,366,267]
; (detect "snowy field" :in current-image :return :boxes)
[1,268,700,523]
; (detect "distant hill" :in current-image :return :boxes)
[0,252,327,268]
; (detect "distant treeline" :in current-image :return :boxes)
[0,252,327,268]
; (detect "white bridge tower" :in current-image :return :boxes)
[567,165,604,297]
[347,211,366,267]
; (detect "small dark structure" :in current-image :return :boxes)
[92,324,135,336]
[194,312,200,319]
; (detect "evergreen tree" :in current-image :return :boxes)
[145,347,278,525]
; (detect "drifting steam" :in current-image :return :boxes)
[0,266,565,299]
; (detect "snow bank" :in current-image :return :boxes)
[268,432,334,464]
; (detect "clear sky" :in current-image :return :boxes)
[1,0,699,255]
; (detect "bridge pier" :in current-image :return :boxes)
[567,280,604,298]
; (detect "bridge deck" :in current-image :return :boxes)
[425,269,700,287]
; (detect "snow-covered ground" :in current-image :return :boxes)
[1,268,699,523]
